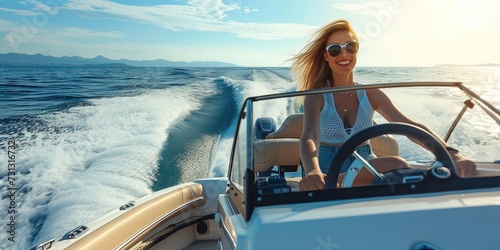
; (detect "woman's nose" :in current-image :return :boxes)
[339,47,348,56]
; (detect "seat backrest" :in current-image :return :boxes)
[254,114,303,173]
[266,113,303,139]
[369,132,400,157]
[254,138,300,173]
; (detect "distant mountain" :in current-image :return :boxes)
[434,63,500,67]
[0,53,240,67]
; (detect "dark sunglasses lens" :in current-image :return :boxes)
[346,42,359,54]
[328,45,341,57]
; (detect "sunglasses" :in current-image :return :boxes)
[325,41,359,57]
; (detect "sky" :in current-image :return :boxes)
[0,0,499,67]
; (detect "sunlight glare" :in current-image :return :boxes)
[457,0,480,12]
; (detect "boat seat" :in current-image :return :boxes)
[266,113,303,139]
[254,138,301,173]
[66,183,204,250]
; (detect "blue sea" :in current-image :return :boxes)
[0,66,499,249]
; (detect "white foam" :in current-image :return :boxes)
[0,86,201,249]
[208,69,295,177]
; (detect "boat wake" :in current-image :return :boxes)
[0,68,295,249]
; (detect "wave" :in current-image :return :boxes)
[208,69,296,177]
[152,79,236,191]
[0,85,201,249]
[24,68,295,248]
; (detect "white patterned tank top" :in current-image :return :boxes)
[319,89,374,144]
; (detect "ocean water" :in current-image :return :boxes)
[0,66,499,249]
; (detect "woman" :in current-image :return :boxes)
[291,19,477,191]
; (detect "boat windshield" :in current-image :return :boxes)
[226,82,500,219]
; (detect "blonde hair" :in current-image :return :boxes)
[291,19,359,91]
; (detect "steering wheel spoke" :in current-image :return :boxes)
[341,152,384,188]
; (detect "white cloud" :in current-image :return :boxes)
[61,0,316,41]
[0,0,61,16]
[334,0,401,16]
[0,7,38,16]
[226,22,315,40]
[187,0,240,20]
[54,28,124,39]
[28,0,60,15]
[243,7,258,14]
[333,3,368,11]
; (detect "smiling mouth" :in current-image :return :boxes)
[337,60,350,66]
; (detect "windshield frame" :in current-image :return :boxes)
[226,81,500,220]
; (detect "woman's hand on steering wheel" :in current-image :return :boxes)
[450,152,477,177]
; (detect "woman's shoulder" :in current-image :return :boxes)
[365,88,384,96]
[304,93,325,101]
[304,93,325,108]
[365,88,391,109]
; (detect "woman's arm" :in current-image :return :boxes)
[299,94,327,190]
[367,89,476,177]
[367,89,445,145]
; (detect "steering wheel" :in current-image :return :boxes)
[324,123,456,189]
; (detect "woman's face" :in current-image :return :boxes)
[324,30,358,79]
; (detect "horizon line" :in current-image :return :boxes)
[1,52,499,68]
